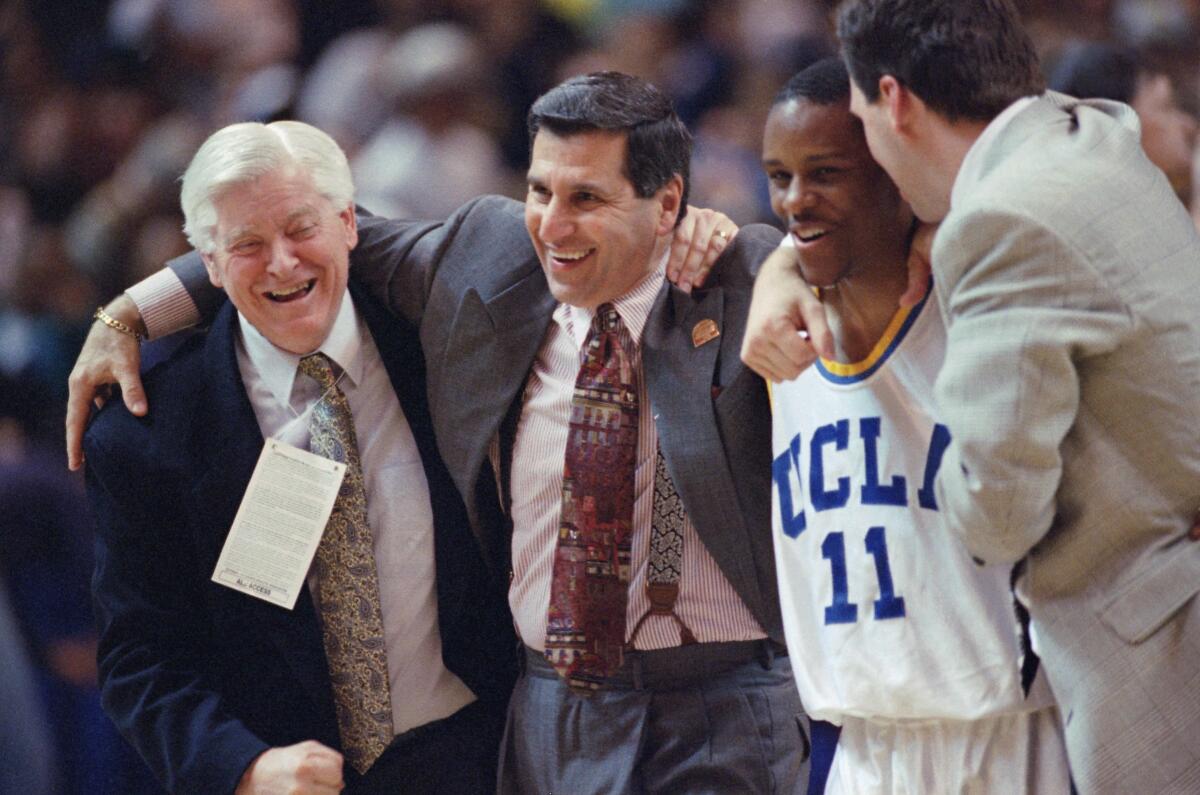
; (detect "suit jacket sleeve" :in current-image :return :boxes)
[349,195,528,327]
[932,208,1132,563]
[86,429,268,794]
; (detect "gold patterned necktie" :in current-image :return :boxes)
[544,303,639,691]
[298,352,393,774]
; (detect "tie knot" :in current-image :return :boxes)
[592,303,622,335]
[298,352,338,390]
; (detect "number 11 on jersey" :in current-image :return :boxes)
[821,526,906,626]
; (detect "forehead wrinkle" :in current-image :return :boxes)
[526,164,611,192]
[763,150,855,165]
[528,178,620,204]
[806,151,859,163]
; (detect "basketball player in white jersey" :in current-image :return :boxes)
[763,58,1071,793]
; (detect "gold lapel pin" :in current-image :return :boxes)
[692,318,720,348]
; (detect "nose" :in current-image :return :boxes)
[537,196,574,245]
[265,236,300,278]
[782,179,818,217]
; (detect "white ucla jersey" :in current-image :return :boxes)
[771,285,1053,724]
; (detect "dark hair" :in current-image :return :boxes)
[774,57,851,107]
[1048,42,1142,104]
[837,0,1045,122]
[528,71,691,225]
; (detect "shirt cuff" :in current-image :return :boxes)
[126,269,201,340]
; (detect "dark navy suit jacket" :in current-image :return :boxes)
[85,281,516,794]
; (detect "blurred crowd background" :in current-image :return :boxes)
[1,0,1197,791]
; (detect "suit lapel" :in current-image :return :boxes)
[433,266,556,557]
[351,279,473,620]
[193,304,264,498]
[642,283,765,617]
[189,304,336,722]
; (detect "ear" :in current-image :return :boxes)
[879,75,915,134]
[655,174,684,236]
[201,251,223,288]
[340,204,358,250]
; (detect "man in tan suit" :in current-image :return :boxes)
[744,1,1200,791]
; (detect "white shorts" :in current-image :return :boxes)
[824,706,1071,794]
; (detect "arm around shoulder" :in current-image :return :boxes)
[351,196,528,327]
[738,231,833,382]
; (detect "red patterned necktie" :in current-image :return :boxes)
[544,303,639,691]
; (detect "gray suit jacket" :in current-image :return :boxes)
[932,93,1200,793]
[354,196,787,643]
[172,195,787,643]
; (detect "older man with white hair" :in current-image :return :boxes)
[84,120,516,795]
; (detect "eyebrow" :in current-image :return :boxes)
[285,205,320,223]
[525,174,609,195]
[222,226,256,246]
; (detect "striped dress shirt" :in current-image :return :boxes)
[508,260,765,651]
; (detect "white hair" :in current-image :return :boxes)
[180,120,354,253]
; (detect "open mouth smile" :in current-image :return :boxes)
[548,248,595,268]
[790,225,833,245]
[264,279,316,303]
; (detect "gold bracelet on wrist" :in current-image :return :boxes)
[93,306,144,342]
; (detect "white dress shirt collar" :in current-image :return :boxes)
[237,293,364,414]
[556,248,669,350]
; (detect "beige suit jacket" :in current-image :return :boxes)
[933,93,1200,793]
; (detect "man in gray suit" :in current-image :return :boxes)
[745,1,1200,791]
[68,73,810,793]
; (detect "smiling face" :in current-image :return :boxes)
[200,169,357,354]
[762,96,911,287]
[525,128,682,309]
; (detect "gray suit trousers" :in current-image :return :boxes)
[498,642,809,794]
